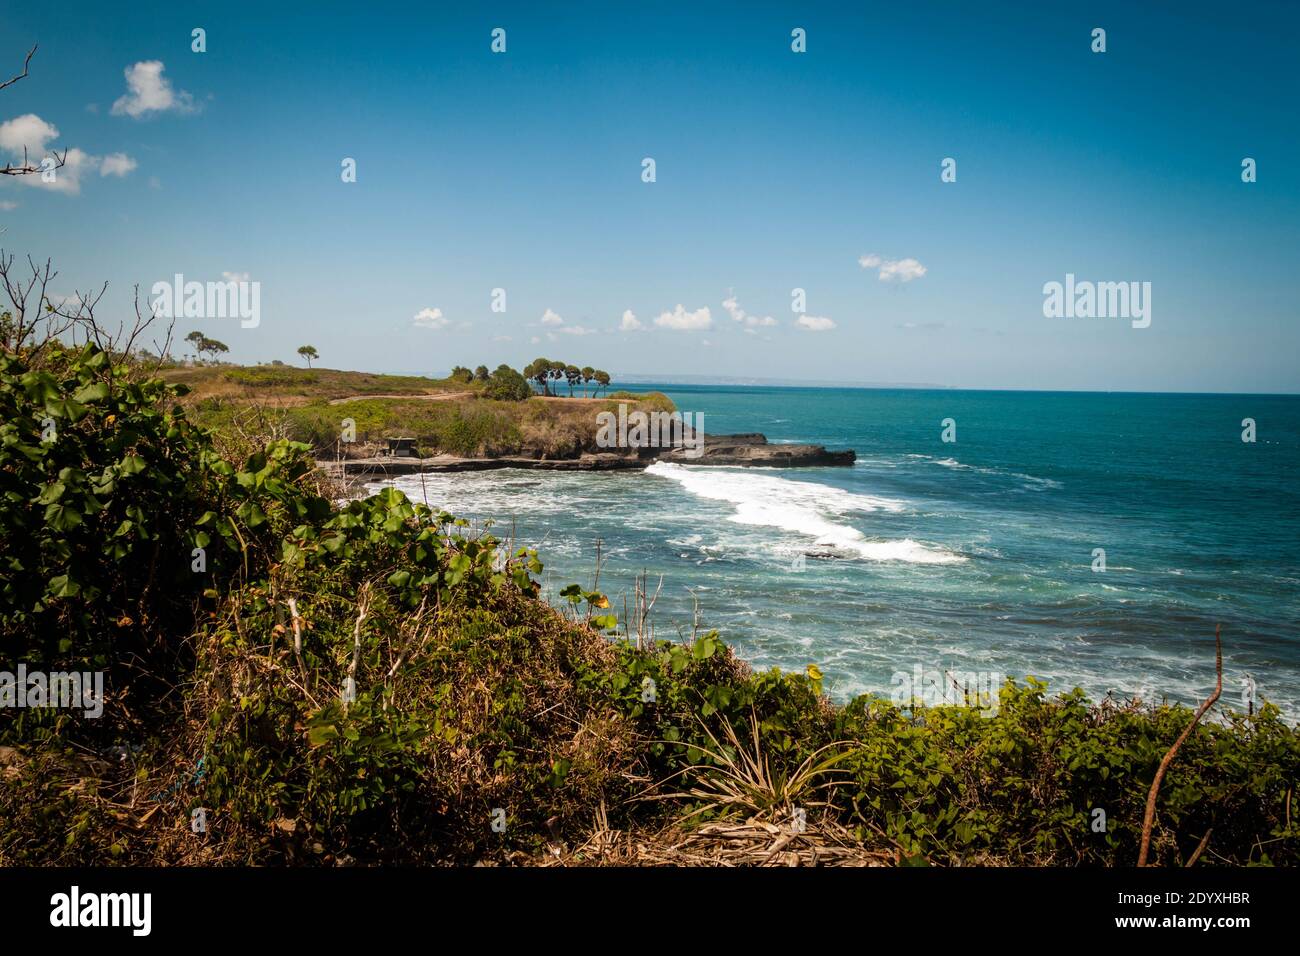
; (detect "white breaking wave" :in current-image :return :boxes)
[932,457,1062,489]
[645,462,965,564]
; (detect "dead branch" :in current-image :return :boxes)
[0,46,70,178]
[0,44,36,93]
[1138,624,1223,866]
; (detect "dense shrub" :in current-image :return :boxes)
[0,345,211,673]
[482,364,531,402]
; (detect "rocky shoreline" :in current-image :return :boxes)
[318,432,855,477]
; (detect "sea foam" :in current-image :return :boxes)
[645,461,965,564]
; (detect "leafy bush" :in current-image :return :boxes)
[483,364,531,402]
[0,345,212,674]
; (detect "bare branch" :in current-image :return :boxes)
[0,44,36,93]
[0,47,71,179]
[1138,624,1224,866]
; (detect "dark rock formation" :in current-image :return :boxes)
[321,433,855,477]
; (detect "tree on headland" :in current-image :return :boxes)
[200,337,229,363]
[483,364,531,401]
[525,358,552,396]
[297,345,318,368]
[450,366,473,383]
[519,358,608,397]
[185,331,228,364]
[474,365,489,382]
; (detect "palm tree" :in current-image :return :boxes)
[581,366,595,397]
[297,345,318,368]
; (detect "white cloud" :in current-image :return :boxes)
[654,304,712,330]
[222,271,251,283]
[859,253,927,283]
[491,334,512,342]
[0,114,136,195]
[530,336,541,345]
[537,307,593,334]
[413,307,449,329]
[721,294,776,328]
[0,114,58,155]
[0,200,17,211]
[99,152,137,177]
[111,61,196,119]
[796,315,836,332]
[619,309,642,331]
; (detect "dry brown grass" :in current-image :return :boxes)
[540,809,893,867]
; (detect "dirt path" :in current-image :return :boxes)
[327,391,474,406]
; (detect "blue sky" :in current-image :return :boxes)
[1,1,1296,391]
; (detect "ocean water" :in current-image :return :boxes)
[377,386,1300,718]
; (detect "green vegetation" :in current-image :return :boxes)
[291,399,523,457]
[482,364,531,402]
[163,364,466,403]
[2,345,1296,867]
[297,345,318,368]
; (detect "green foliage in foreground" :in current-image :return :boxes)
[1,345,1297,867]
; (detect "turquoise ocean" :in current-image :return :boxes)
[379,385,1300,718]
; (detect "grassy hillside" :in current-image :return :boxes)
[165,364,674,459]
[161,364,473,405]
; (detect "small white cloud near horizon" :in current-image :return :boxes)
[796,315,836,332]
[721,294,777,328]
[619,309,643,331]
[413,307,449,329]
[541,308,564,326]
[859,253,927,283]
[654,304,712,330]
[111,61,197,118]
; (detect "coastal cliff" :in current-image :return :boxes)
[321,432,856,477]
